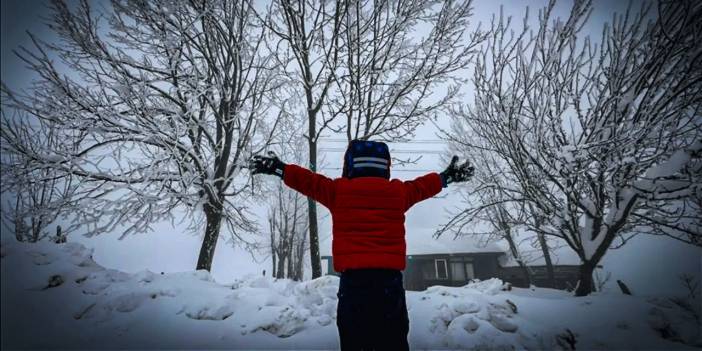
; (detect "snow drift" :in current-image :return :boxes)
[1,240,699,350]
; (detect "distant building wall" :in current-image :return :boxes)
[321,254,581,292]
[499,265,580,290]
[404,252,504,291]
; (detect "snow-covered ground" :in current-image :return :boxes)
[1,240,700,350]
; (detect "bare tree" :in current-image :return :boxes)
[444,154,534,286]
[268,181,308,280]
[440,125,557,288]
[1,0,284,271]
[262,122,309,281]
[0,110,79,243]
[261,1,486,278]
[441,0,701,296]
[258,0,347,278]
[331,0,486,142]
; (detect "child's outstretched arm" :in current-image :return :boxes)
[282,164,335,208]
[402,172,443,210]
[403,155,475,210]
[250,152,335,208]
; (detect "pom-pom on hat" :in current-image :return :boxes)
[342,139,391,179]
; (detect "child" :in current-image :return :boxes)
[250,140,473,350]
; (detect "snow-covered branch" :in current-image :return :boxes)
[1,0,285,270]
[442,0,702,296]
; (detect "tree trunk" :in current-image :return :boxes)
[272,251,277,278]
[528,203,555,289]
[576,225,623,296]
[295,246,303,280]
[519,262,532,287]
[287,240,294,279]
[537,231,556,288]
[294,233,306,280]
[307,199,321,278]
[31,218,41,243]
[575,262,596,296]
[15,217,25,242]
[277,252,286,279]
[196,204,222,271]
[271,219,277,278]
[307,137,322,278]
[504,228,531,286]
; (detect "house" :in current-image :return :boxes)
[322,252,504,291]
[402,251,505,290]
[321,244,581,291]
[500,265,580,290]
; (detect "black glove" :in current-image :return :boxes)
[249,151,286,178]
[440,155,474,187]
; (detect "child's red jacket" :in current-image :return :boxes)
[283,164,443,272]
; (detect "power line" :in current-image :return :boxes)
[319,147,445,154]
[320,138,447,144]
[320,167,435,172]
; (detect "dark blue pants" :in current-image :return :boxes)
[336,269,409,351]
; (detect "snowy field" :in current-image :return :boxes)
[1,239,699,350]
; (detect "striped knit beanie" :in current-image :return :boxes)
[342,140,391,179]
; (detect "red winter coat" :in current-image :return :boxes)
[283,164,443,272]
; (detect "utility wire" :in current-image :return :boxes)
[319,138,447,144]
[319,147,445,154]
[319,167,435,172]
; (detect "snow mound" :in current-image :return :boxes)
[228,274,338,338]
[421,283,523,349]
[2,239,700,350]
[1,240,341,349]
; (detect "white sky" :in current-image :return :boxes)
[1,0,699,296]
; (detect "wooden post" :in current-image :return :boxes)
[55,225,66,244]
[616,280,632,295]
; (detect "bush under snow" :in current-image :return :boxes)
[1,240,700,350]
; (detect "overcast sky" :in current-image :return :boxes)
[1,0,699,295]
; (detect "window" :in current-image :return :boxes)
[435,259,448,279]
[465,262,475,280]
[451,261,475,281]
[451,261,465,281]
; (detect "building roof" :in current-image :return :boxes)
[405,233,505,256]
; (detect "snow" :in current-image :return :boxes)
[558,145,577,164]
[616,90,637,113]
[643,140,702,180]
[2,239,700,350]
[406,234,504,255]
